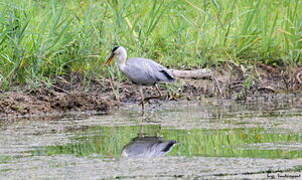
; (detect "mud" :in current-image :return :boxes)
[0,89,113,117]
[0,65,301,117]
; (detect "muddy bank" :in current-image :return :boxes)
[0,64,301,117]
[0,90,113,118]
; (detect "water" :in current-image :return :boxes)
[1,97,302,179]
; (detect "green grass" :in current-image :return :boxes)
[0,0,301,89]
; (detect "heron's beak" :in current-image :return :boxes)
[105,53,115,65]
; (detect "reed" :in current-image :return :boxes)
[0,0,301,89]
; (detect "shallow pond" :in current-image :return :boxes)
[1,95,302,179]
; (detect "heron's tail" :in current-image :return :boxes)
[160,140,177,152]
[160,70,175,82]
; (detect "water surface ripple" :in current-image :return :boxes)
[1,97,301,179]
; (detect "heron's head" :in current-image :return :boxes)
[105,46,127,65]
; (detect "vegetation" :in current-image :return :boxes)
[0,0,301,89]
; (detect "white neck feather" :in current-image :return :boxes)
[116,47,127,70]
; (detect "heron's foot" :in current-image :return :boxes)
[139,101,145,116]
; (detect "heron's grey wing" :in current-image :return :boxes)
[121,137,176,158]
[145,59,175,82]
[122,59,157,85]
[121,141,155,158]
[125,58,174,84]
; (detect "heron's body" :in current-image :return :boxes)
[105,46,175,112]
[121,136,176,158]
[120,57,174,86]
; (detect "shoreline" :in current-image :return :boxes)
[0,64,301,118]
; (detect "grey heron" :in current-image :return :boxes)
[105,46,175,111]
[121,136,177,158]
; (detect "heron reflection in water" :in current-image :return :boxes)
[105,46,175,111]
[121,136,177,158]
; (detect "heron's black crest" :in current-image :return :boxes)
[112,46,119,53]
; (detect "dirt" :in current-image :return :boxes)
[0,64,301,117]
[0,90,113,118]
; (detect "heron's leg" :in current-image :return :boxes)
[139,124,145,137]
[139,86,145,112]
[143,84,162,102]
[154,84,162,97]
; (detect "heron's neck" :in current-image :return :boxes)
[117,52,127,70]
